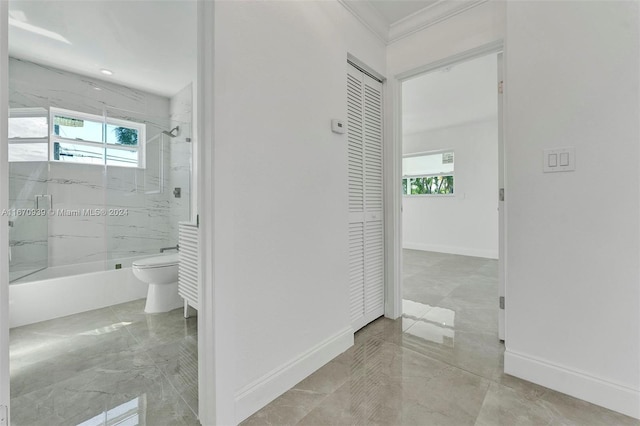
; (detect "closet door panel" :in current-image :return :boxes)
[347,64,384,332]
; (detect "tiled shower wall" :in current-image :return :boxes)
[8,58,192,271]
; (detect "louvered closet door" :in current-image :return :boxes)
[347,63,384,332]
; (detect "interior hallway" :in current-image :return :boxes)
[9,300,199,426]
[243,250,637,425]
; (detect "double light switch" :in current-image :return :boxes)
[544,147,575,173]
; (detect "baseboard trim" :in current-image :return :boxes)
[235,326,354,423]
[504,349,640,419]
[402,242,498,259]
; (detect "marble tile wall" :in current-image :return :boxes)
[8,58,193,274]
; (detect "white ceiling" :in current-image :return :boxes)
[367,0,439,25]
[8,0,197,98]
[402,53,498,135]
[7,0,482,97]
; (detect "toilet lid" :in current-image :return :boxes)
[132,253,180,269]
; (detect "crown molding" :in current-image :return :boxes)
[337,0,389,44]
[338,0,488,45]
[388,0,488,43]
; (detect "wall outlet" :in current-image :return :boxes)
[115,264,122,270]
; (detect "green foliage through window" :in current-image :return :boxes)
[113,127,138,145]
[402,176,454,195]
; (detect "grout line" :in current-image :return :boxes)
[472,381,494,425]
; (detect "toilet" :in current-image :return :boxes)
[132,253,182,313]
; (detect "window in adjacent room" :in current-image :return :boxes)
[402,150,454,195]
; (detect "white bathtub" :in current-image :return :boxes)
[9,258,149,328]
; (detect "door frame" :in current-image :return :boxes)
[0,3,233,425]
[0,0,9,423]
[385,40,507,341]
[197,0,236,424]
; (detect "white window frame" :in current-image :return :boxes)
[402,149,455,197]
[49,107,146,168]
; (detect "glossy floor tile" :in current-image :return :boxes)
[244,250,638,426]
[10,299,199,426]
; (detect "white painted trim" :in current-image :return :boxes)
[402,242,498,260]
[347,53,386,83]
[396,39,504,81]
[388,0,488,44]
[384,77,403,320]
[505,349,640,420]
[497,51,506,341]
[197,1,237,425]
[337,0,388,44]
[0,0,10,422]
[234,327,354,424]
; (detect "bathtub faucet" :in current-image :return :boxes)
[160,245,179,253]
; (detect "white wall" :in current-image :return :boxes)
[402,119,498,258]
[504,1,640,419]
[213,1,386,422]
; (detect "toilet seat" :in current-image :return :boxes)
[132,253,179,269]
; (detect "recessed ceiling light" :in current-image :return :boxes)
[100,69,113,76]
[93,87,102,91]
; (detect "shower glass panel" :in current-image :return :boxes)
[8,161,49,282]
[104,106,192,267]
[8,55,194,283]
[8,106,50,283]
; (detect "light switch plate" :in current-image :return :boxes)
[544,147,575,173]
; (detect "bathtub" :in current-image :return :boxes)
[9,257,150,328]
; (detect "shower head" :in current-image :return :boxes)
[162,126,179,137]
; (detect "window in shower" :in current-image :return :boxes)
[8,107,49,162]
[50,107,146,168]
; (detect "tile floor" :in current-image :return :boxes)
[10,299,199,426]
[243,250,638,425]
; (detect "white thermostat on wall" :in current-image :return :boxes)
[331,119,346,134]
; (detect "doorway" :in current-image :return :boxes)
[1,1,201,424]
[393,48,506,377]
